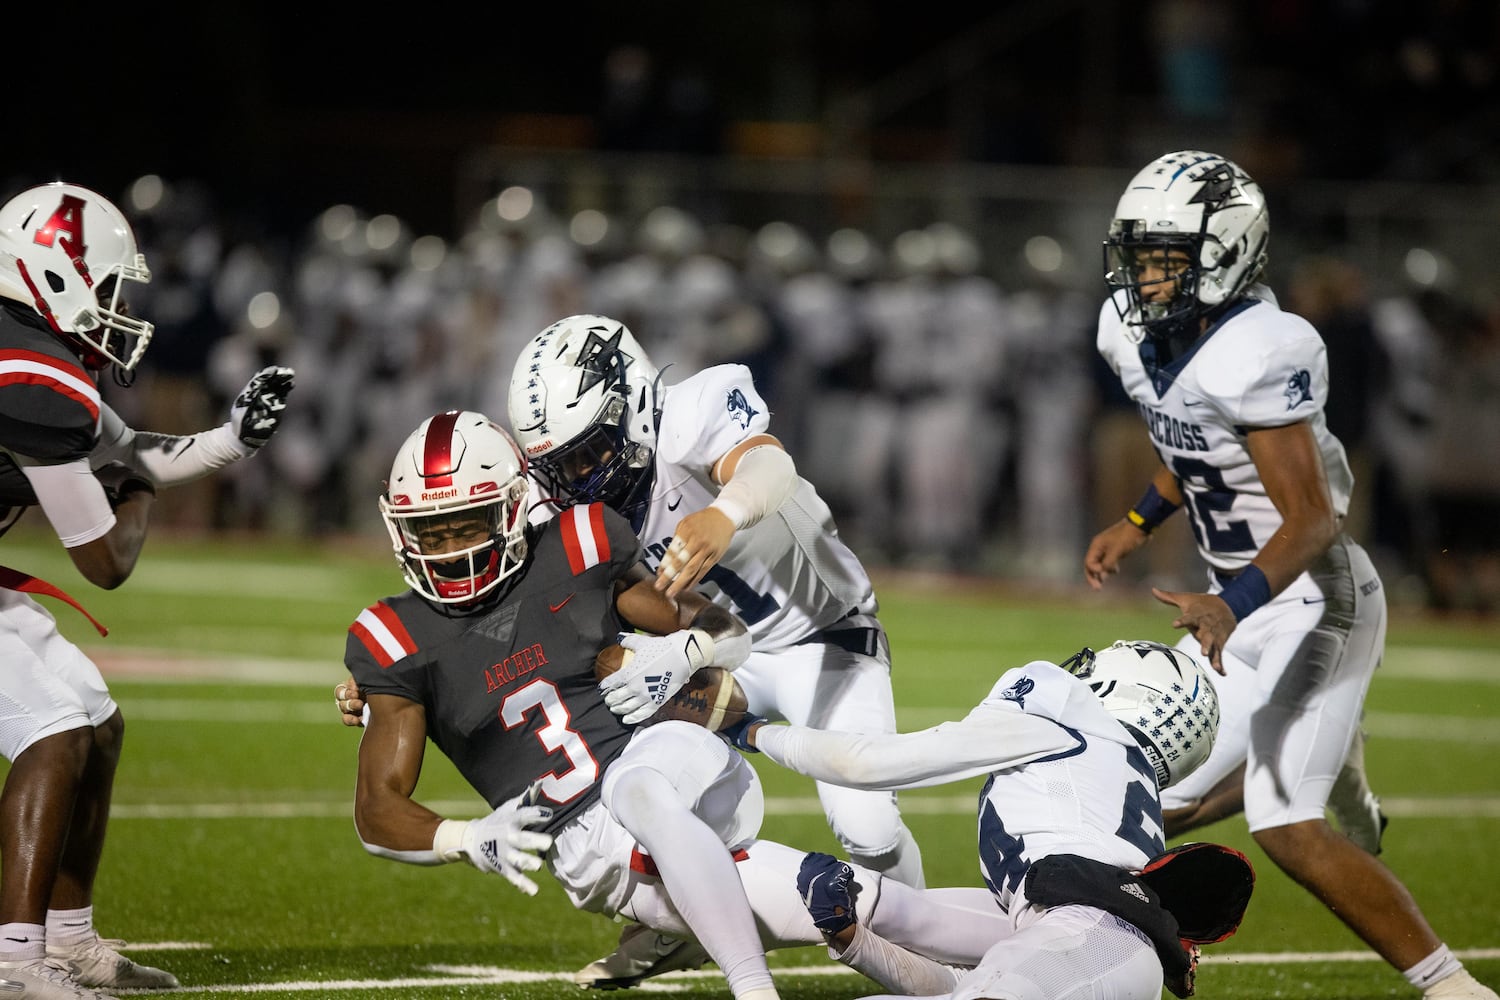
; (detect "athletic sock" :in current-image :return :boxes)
[1405,945,1463,991]
[0,922,47,962]
[45,906,96,949]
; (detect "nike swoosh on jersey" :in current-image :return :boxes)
[171,437,197,461]
[1301,596,1327,604]
[550,594,575,612]
[667,494,683,510]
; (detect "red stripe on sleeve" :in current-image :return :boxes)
[561,507,586,576]
[350,619,395,668]
[588,502,611,564]
[371,602,418,655]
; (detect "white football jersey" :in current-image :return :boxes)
[1097,288,1354,573]
[756,662,1166,913]
[638,365,874,648]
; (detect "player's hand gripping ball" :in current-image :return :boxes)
[594,643,749,731]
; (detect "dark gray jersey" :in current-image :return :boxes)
[346,503,643,832]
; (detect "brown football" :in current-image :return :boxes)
[594,643,750,731]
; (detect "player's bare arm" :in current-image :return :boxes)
[655,433,796,598]
[68,474,155,590]
[352,693,438,853]
[1152,421,1339,670]
[1084,462,1182,589]
[605,563,752,723]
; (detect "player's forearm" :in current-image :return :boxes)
[1249,507,1340,595]
[354,795,446,865]
[833,924,965,996]
[709,442,798,529]
[683,602,751,670]
[96,425,250,487]
[756,714,1067,790]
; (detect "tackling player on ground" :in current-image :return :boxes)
[0,182,293,1000]
[1083,150,1496,1000]
[734,639,1249,1000]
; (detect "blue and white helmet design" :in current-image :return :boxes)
[1062,639,1220,790]
[1103,150,1269,343]
[507,314,661,519]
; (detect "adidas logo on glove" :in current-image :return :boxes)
[645,671,674,705]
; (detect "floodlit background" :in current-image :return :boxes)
[7,1,1498,609]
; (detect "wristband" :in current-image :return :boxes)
[432,819,471,864]
[1127,484,1180,534]
[1217,565,1271,622]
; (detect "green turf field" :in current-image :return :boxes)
[0,523,1496,999]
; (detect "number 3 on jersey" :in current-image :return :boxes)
[500,679,599,804]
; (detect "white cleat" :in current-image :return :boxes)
[572,923,711,990]
[45,939,177,991]
[1424,969,1500,999]
[0,956,118,999]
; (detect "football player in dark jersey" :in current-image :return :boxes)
[0,182,293,1000]
[346,409,796,1000]
[347,411,1018,1000]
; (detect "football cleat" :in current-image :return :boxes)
[797,852,862,935]
[0,955,119,999]
[1422,969,1500,999]
[46,938,178,990]
[572,923,710,990]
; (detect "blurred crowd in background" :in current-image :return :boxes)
[83,170,1500,617]
[9,1,1495,614]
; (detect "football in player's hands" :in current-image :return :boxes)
[594,643,749,731]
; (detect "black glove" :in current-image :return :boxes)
[230,366,295,449]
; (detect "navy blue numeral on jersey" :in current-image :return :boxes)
[702,565,780,625]
[978,778,1029,903]
[1117,747,1167,857]
[1172,457,1255,553]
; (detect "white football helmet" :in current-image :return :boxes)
[0,182,153,370]
[1062,640,1220,791]
[1103,150,1269,344]
[380,410,531,605]
[508,314,661,520]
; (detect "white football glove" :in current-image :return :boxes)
[600,629,714,725]
[229,365,295,450]
[449,794,554,895]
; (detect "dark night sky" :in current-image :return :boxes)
[9,3,1108,235]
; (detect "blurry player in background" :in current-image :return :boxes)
[344,411,1009,1000]
[735,640,1248,1000]
[510,313,924,984]
[0,182,293,999]
[1083,151,1496,1000]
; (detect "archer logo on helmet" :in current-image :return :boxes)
[0,182,154,371]
[31,194,89,261]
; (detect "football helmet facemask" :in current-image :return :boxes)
[0,182,153,370]
[508,314,661,520]
[1061,639,1220,791]
[381,410,531,606]
[1103,150,1268,345]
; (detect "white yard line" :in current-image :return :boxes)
[104,950,1500,994]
